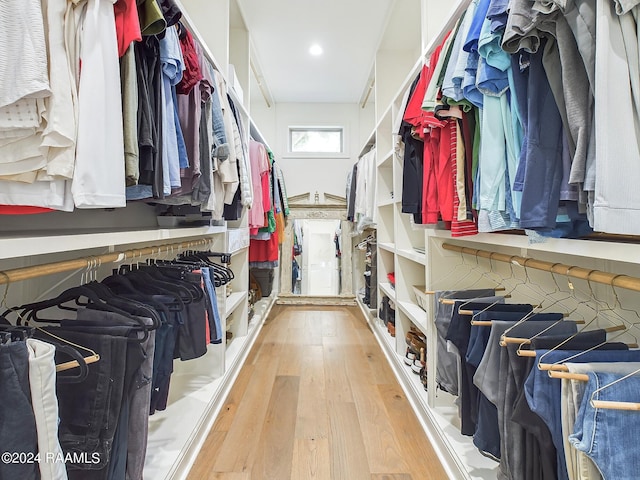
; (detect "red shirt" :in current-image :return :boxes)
[249,233,279,264]
[0,206,53,214]
[114,0,142,57]
[176,28,203,95]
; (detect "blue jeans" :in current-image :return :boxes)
[208,65,227,148]
[526,349,640,480]
[570,371,640,480]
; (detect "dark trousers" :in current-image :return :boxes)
[37,329,127,480]
[0,342,39,480]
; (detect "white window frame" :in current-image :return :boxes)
[285,125,349,158]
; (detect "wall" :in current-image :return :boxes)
[251,101,375,200]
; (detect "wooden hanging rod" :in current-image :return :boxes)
[441,243,640,293]
[0,237,213,285]
[440,294,511,305]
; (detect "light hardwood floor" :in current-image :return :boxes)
[187,305,447,480]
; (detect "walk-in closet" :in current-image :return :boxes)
[2,0,640,479]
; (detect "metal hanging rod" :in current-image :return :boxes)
[0,237,213,285]
[441,242,640,293]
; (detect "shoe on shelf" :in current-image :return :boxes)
[404,347,417,365]
[387,322,396,337]
[412,348,426,374]
[411,358,423,374]
[420,365,428,390]
[405,330,426,354]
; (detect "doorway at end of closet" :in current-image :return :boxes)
[187,305,447,480]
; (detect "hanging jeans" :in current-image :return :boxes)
[40,329,128,480]
[0,341,39,480]
[525,348,640,480]
[563,361,640,480]
[445,301,531,436]
[67,310,154,480]
[570,371,640,480]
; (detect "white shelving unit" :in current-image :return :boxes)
[0,226,227,260]
[0,2,278,480]
[355,0,640,478]
[225,291,246,317]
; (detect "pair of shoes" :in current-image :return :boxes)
[405,329,425,353]
[411,348,426,375]
[404,329,425,370]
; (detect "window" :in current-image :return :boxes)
[289,127,344,154]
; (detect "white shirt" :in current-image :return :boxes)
[71,0,125,208]
[41,0,78,180]
[0,0,50,107]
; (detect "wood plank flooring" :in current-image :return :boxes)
[187,305,447,480]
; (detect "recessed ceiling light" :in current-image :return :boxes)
[309,44,323,56]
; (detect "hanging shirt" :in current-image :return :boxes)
[248,140,269,230]
[127,36,164,200]
[0,177,73,211]
[121,44,140,186]
[71,0,126,208]
[41,0,77,180]
[592,0,640,234]
[159,24,185,192]
[210,70,239,204]
[176,27,202,95]
[114,0,142,57]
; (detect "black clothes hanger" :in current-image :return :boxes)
[8,285,151,342]
[180,254,234,286]
[58,281,163,332]
[8,285,130,321]
[102,272,187,310]
[136,265,203,300]
[56,281,117,312]
[126,269,195,304]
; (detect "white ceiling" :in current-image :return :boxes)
[237,0,395,104]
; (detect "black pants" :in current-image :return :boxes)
[36,329,128,480]
[61,312,151,480]
[0,342,39,480]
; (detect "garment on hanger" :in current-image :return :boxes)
[346,163,358,221]
[72,0,126,209]
[0,247,235,480]
[114,0,142,57]
[0,341,41,480]
[433,289,497,396]
[445,301,533,436]
[562,361,640,480]
[524,348,640,480]
[472,317,573,462]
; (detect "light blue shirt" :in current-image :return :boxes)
[160,26,185,191]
